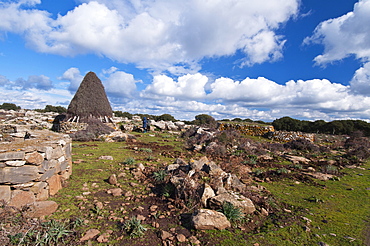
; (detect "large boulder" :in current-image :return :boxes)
[208,191,256,215]
[191,209,231,230]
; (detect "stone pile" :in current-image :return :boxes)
[164,156,256,230]
[0,125,72,217]
[270,131,315,142]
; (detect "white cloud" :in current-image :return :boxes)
[350,62,370,95]
[0,0,300,73]
[141,73,208,99]
[305,0,370,64]
[58,67,83,93]
[104,70,138,98]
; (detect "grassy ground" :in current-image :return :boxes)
[45,132,370,245]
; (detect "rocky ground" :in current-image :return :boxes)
[1,123,370,245]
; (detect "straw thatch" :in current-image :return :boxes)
[67,72,113,123]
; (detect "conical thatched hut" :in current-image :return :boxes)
[66,72,113,123]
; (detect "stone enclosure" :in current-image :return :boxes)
[0,125,72,217]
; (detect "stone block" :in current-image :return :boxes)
[25,152,44,165]
[51,146,63,160]
[65,143,72,158]
[37,146,53,160]
[36,188,49,201]
[24,201,58,217]
[47,175,62,196]
[0,185,11,203]
[0,166,40,184]
[0,151,25,161]
[5,161,26,167]
[60,160,70,173]
[29,181,48,194]
[40,168,57,181]
[9,190,35,209]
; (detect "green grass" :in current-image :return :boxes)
[260,161,370,246]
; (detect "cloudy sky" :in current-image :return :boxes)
[0,0,370,122]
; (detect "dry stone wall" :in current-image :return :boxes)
[218,123,275,136]
[218,123,315,142]
[0,125,72,209]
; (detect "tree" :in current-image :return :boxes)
[193,114,217,128]
[155,114,176,121]
[0,103,21,111]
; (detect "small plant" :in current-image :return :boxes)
[162,183,174,198]
[146,155,155,161]
[122,217,147,238]
[153,169,167,183]
[139,148,153,153]
[253,168,264,176]
[322,164,339,175]
[306,196,324,203]
[220,201,244,222]
[289,163,303,170]
[41,219,72,245]
[276,167,289,175]
[123,157,135,165]
[245,155,258,165]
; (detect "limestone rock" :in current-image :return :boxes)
[191,209,231,230]
[200,183,215,207]
[25,152,44,165]
[107,188,122,196]
[99,155,114,160]
[5,161,26,167]
[108,174,118,185]
[9,190,35,209]
[24,201,58,218]
[80,228,100,242]
[0,185,11,203]
[208,192,256,215]
[47,175,62,196]
[0,166,40,184]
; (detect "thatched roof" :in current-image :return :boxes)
[67,72,113,122]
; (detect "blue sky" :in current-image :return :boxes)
[1,0,370,121]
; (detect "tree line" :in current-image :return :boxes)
[272,116,370,136]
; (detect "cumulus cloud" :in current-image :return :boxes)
[0,0,299,73]
[350,62,370,95]
[141,73,208,99]
[0,74,53,90]
[104,70,139,98]
[58,67,84,93]
[304,0,370,64]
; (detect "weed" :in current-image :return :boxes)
[139,148,153,153]
[220,201,244,222]
[289,163,303,170]
[153,169,167,183]
[306,196,324,203]
[244,155,258,165]
[123,157,135,165]
[122,217,147,238]
[253,168,264,176]
[322,164,339,175]
[162,183,174,198]
[276,167,289,175]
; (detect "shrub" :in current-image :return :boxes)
[122,217,147,238]
[220,201,244,222]
[153,169,167,183]
[123,157,135,165]
[283,138,319,152]
[321,165,339,175]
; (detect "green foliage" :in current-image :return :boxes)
[276,167,289,175]
[193,114,217,128]
[272,116,370,136]
[220,201,244,222]
[113,111,133,118]
[321,164,339,175]
[122,217,147,238]
[153,169,167,183]
[139,148,153,153]
[122,157,135,165]
[44,105,67,113]
[0,102,21,110]
[244,155,258,165]
[155,113,176,121]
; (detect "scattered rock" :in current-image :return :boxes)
[191,209,231,230]
[24,201,58,218]
[107,188,122,197]
[108,174,118,185]
[159,230,172,240]
[208,191,256,215]
[80,229,100,242]
[99,156,114,160]
[176,234,186,242]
